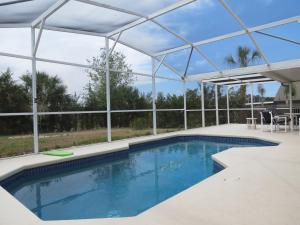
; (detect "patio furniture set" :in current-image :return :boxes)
[259,111,300,133]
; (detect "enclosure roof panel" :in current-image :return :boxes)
[45,0,140,34]
[0,0,300,81]
[0,0,59,23]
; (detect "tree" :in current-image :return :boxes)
[225,46,262,122]
[84,48,133,110]
[283,84,296,105]
[0,69,32,134]
[257,84,266,105]
[0,69,31,113]
[21,72,79,112]
[21,72,80,132]
[225,46,261,68]
[85,48,153,128]
[225,46,261,106]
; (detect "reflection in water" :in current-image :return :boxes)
[9,141,246,220]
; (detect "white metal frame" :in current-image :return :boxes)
[154,16,300,57]
[226,85,230,124]
[105,38,112,142]
[201,82,205,127]
[289,83,293,131]
[0,0,299,154]
[31,27,39,153]
[250,83,254,126]
[215,84,219,125]
[152,58,157,135]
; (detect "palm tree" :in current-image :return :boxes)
[257,84,266,105]
[283,84,296,105]
[225,46,261,68]
[225,46,262,107]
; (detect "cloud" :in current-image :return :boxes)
[99,0,181,15]
[117,20,184,53]
[181,0,215,12]
[46,1,139,33]
[0,0,58,23]
[154,0,215,43]
[0,0,193,96]
[0,28,153,96]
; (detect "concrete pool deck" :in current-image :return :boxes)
[0,124,300,225]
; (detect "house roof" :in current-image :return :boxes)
[274,81,300,102]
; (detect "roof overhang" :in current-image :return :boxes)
[202,73,274,86]
[187,59,300,84]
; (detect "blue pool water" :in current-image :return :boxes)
[1,136,276,220]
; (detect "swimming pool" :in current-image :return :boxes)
[0,136,277,220]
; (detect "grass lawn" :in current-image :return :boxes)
[0,128,180,158]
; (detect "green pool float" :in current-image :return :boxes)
[43,150,74,157]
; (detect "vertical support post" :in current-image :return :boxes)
[31,27,39,154]
[289,83,293,131]
[201,82,205,127]
[215,84,219,126]
[152,58,157,135]
[226,85,230,124]
[183,78,187,130]
[105,38,112,142]
[251,83,254,126]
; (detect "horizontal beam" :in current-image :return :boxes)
[156,109,184,112]
[215,77,272,85]
[154,15,300,57]
[0,51,181,81]
[0,51,32,60]
[111,109,152,113]
[44,25,106,37]
[5,106,297,117]
[37,57,91,68]
[186,109,202,112]
[226,80,277,87]
[0,109,187,116]
[109,69,181,81]
[37,111,106,115]
[256,31,300,46]
[203,73,263,82]
[0,112,33,117]
[228,108,266,111]
[0,0,32,6]
[0,23,30,28]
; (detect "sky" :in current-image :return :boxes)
[0,0,299,99]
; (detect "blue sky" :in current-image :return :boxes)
[0,0,299,99]
[134,0,299,97]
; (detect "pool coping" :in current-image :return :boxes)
[0,134,277,192]
[1,124,297,225]
[0,132,279,182]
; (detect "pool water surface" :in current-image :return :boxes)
[1,136,276,220]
